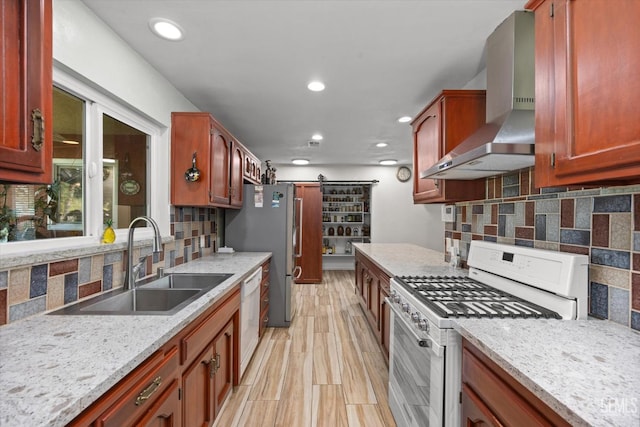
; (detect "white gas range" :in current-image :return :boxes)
[386,241,589,427]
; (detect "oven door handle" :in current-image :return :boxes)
[386,298,444,357]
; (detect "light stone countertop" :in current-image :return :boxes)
[0,251,270,427]
[454,319,640,427]
[359,243,640,427]
[352,242,466,277]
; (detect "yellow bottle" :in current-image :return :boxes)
[102,219,116,244]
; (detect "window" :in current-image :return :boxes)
[0,67,167,254]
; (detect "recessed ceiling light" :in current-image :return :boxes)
[292,159,310,165]
[379,159,397,166]
[397,116,412,123]
[376,142,388,148]
[307,81,325,92]
[311,133,323,141]
[149,18,184,41]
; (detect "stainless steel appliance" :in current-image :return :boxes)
[225,184,301,327]
[421,11,536,180]
[387,241,588,426]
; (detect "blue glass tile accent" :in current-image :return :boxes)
[505,215,514,238]
[535,214,547,241]
[514,202,525,227]
[104,252,122,264]
[153,252,160,263]
[484,236,498,243]
[175,231,184,239]
[609,287,629,326]
[515,239,534,248]
[64,273,78,304]
[528,193,559,201]
[632,311,640,331]
[170,212,175,222]
[176,207,184,222]
[546,214,560,242]
[0,271,7,289]
[535,199,560,214]
[503,185,520,198]
[541,186,567,194]
[591,248,631,269]
[170,250,176,267]
[29,264,48,298]
[462,224,472,233]
[78,257,91,284]
[9,296,46,322]
[103,264,113,290]
[634,232,640,252]
[590,282,608,319]
[472,205,484,215]
[593,195,632,213]
[575,197,592,229]
[499,203,515,215]
[498,215,506,237]
[560,230,591,246]
[503,173,519,186]
[184,247,189,263]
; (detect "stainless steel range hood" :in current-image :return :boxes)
[421,11,535,180]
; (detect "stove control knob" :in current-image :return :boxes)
[419,319,430,332]
[411,312,420,323]
[393,294,401,303]
[401,303,410,313]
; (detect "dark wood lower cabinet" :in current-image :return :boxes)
[354,249,390,364]
[462,338,570,427]
[69,286,243,427]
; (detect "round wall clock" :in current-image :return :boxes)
[396,166,412,182]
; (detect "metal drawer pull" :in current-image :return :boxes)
[203,356,216,378]
[135,376,162,406]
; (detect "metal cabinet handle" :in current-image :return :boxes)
[135,376,162,406]
[215,353,220,371]
[31,109,44,152]
[203,356,216,378]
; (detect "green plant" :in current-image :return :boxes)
[34,180,60,224]
[0,184,17,241]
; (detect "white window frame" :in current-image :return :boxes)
[1,67,170,258]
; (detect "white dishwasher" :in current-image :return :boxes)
[240,267,262,377]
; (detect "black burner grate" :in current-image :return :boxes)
[395,275,561,319]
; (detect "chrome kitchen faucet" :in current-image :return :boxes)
[123,216,163,291]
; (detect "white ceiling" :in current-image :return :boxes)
[81,0,527,167]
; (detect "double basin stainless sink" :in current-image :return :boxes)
[51,273,233,315]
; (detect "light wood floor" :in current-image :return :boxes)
[214,270,397,427]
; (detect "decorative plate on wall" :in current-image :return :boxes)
[120,179,140,195]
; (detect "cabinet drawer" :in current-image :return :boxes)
[181,288,240,365]
[260,287,270,313]
[93,346,180,427]
[462,341,570,426]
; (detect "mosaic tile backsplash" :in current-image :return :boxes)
[446,168,640,331]
[0,206,218,325]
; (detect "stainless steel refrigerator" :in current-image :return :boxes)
[224,184,300,327]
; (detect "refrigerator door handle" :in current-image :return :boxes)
[294,197,303,258]
[293,266,302,279]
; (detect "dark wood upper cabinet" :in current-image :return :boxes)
[412,90,487,203]
[0,0,53,184]
[526,0,640,187]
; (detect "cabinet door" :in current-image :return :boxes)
[294,183,323,284]
[461,384,500,427]
[355,257,363,297]
[229,142,243,208]
[368,274,380,331]
[412,91,486,203]
[379,285,390,363]
[171,113,212,206]
[530,0,640,186]
[413,102,441,201]
[210,130,232,205]
[136,378,182,427]
[213,320,234,416]
[182,346,215,427]
[0,0,53,184]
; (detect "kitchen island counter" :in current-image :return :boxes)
[0,251,270,427]
[352,242,464,277]
[454,318,640,427]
